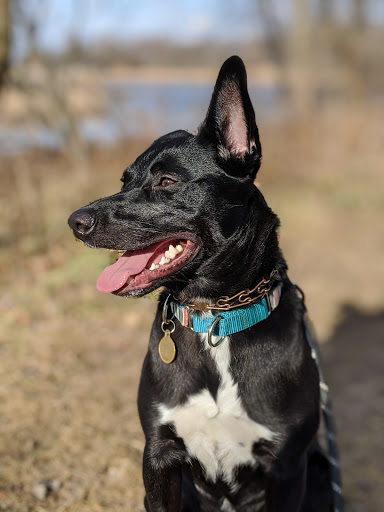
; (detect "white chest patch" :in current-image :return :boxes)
[158,335,275,486]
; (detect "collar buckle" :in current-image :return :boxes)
[185,305,194,330]
[265,291,272,314]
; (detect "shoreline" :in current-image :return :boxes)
[101,64,281,86]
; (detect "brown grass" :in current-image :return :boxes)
[0,105,383,510]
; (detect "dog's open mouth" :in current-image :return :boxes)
[96,239,197,296]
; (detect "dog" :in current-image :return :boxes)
[68,56,337,511]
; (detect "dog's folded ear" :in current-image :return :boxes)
[197,56,262,179]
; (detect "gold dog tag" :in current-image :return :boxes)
[158,331,176,364]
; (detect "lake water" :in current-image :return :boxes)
[0,82,287,155]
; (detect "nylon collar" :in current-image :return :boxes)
[171,282,282,345]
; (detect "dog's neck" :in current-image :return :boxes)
[168,188,287,306]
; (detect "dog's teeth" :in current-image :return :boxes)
[149,263,159,271]
[165,245,177,260]
[159,256,170,266]
[175,244,183,253]
[168,245,178,258]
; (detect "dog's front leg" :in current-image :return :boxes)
[142,431,186,512]
[143,454,182,511]
[265,457,307,512]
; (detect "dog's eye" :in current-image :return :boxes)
[159,177,176,187]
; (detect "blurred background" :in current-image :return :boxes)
[0,1,383,510]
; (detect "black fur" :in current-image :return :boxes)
[68,56,333,511]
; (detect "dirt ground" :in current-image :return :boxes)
[0,107,383,511]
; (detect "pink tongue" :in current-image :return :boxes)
[96,243,165,293]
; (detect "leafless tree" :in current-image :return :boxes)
[289,0,315,114]
[351,0,366,29]
[0,0,10,89]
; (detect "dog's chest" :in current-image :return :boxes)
[158,335,275,486]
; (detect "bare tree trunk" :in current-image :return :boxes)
[258,0,285,66]
[352,0,366,29]
[318,0,334,24]
[289,0,315,115]
[0,0,10,89]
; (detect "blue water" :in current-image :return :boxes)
[0,82,286,155]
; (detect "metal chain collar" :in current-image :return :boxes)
[187,269,278,311]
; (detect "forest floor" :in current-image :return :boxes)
[0,105,383,511]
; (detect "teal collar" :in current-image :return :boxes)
[171,283,282,347]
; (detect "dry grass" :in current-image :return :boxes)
[0,105,383,510]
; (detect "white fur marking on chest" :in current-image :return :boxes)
[158,335,275,485]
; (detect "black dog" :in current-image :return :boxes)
[68,56,336,511]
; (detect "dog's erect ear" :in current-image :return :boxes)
[198,56,261,178]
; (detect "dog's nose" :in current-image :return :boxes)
[68,208,96,237]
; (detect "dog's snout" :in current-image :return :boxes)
[68,208,96,237]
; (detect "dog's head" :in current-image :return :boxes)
[68,56,282,301]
